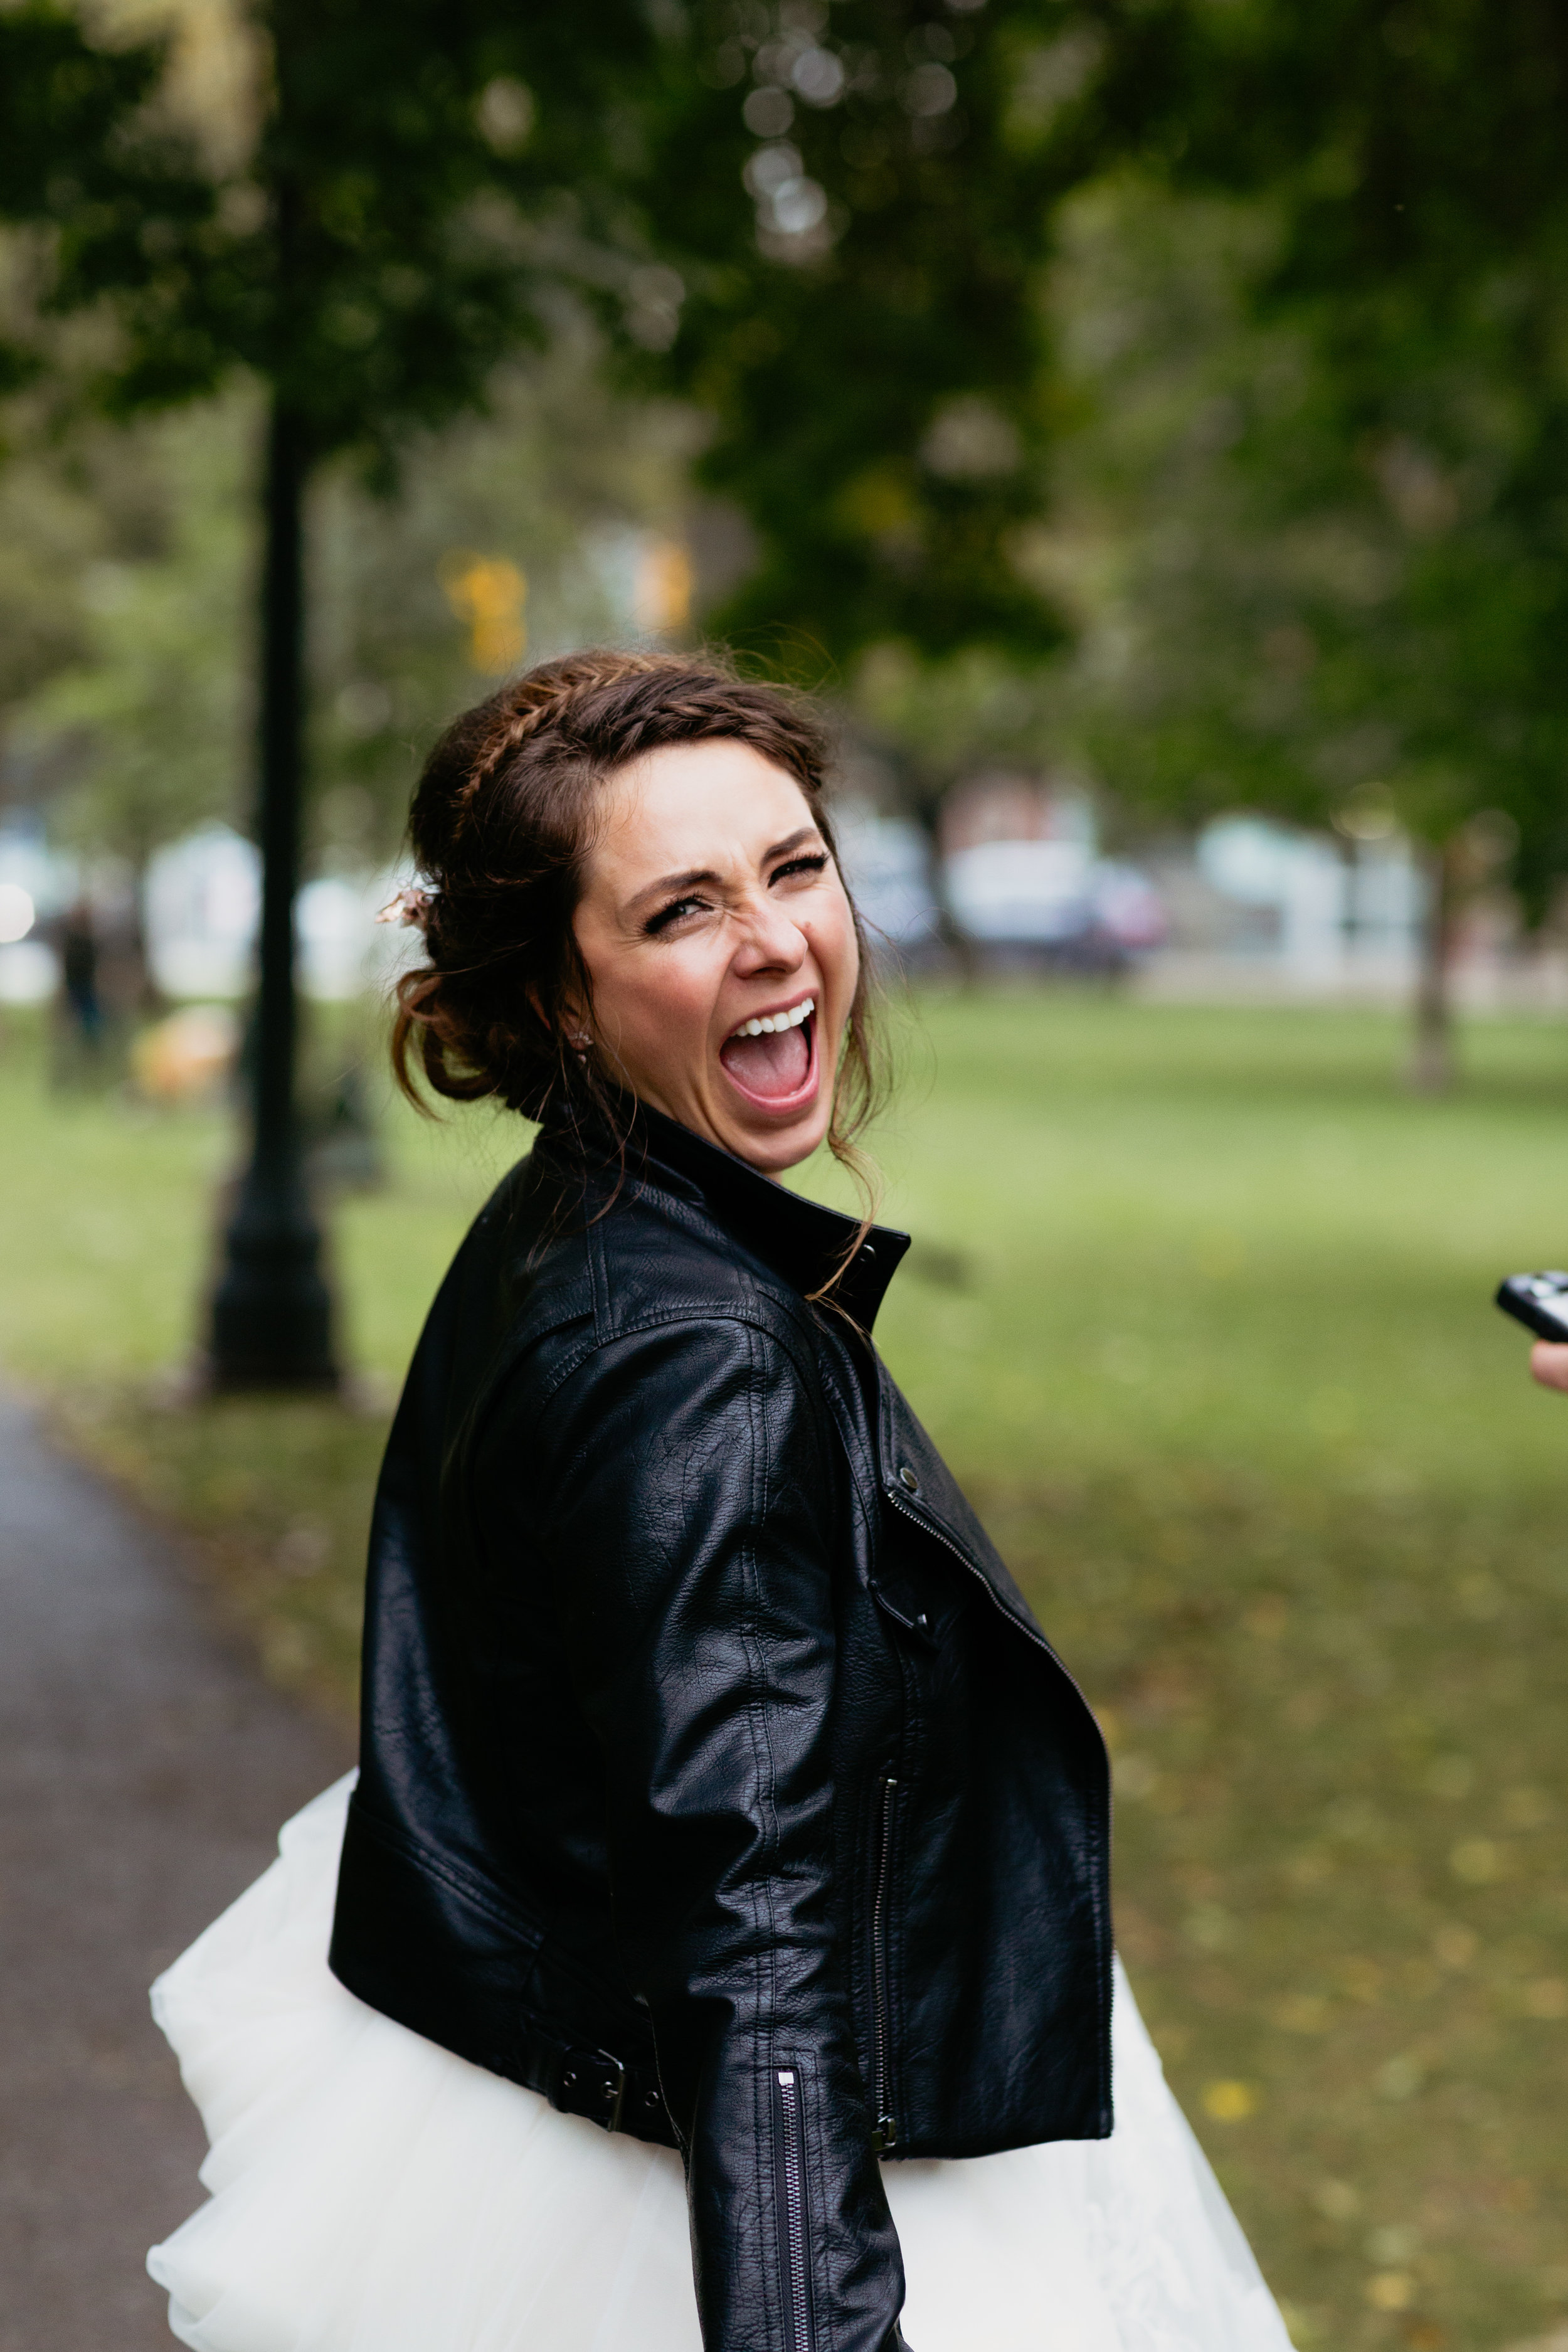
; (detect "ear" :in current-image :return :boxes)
[529,978,593,1050]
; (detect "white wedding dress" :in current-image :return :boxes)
[147,1775,1293,2352]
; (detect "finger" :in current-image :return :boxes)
[1530,1342,1568,1392]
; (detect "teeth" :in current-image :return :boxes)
[733,996,813,1042]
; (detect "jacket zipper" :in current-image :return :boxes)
[869,1772,898,2153]
[884,1479,1115,2110]
[884,1485,1061,1670]
[773,2067,813,2352]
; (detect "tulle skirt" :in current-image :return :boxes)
[147,1776,1293,2352]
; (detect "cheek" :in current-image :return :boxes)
[604,950,718,1058]
[812,886,860,1004]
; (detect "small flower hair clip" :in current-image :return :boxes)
[375,885,436,930]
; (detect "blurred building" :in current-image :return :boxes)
[142,828,416,1004]
[144,827,261,999]
[1136,817,1426,998]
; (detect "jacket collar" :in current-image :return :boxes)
[549,1094,909,1335]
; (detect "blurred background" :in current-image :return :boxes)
[1,1,1567,2346]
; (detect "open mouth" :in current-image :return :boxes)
[718,994,817,1111]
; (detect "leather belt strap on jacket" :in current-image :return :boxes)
[517,2020,674,2142]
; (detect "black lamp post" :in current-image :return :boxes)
[208,394,338,1389]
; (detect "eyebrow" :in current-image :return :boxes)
[627,826,822,913]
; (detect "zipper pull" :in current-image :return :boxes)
[871,2112,899,2153]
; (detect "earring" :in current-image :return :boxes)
[568,1029,592,1048]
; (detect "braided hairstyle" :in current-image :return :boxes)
[390,649,886,1185]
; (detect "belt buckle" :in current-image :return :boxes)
[559,2046,627,2133]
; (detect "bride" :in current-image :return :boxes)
[148,649,1293,2352]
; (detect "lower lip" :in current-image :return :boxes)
[718,1014,820,1118]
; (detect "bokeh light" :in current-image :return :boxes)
[0,885,37,945]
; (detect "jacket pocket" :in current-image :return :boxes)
[771,2065,815,2352]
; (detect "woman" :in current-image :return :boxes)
[149,651,1292,2352]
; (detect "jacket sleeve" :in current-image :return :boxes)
[536,1312,906,2352]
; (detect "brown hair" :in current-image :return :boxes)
[390,647,886,1203]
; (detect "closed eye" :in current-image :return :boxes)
[770,852,830,887]
[642,893,711,936]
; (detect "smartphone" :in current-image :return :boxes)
[1496,1272,1568,1342]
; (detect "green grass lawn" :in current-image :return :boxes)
[4,991,1567,2349]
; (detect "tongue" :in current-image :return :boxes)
[720,1019,810,1100]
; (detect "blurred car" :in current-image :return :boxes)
[943,837,1165,971]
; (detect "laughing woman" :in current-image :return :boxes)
[148,652,1293,2352]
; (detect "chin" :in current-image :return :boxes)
[731,1113,830,1175]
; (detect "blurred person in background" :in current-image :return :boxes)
[144,652,1292,2352]
[50,898,105,1085]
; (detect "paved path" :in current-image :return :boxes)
[0,1392,351,2352]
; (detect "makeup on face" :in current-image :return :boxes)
[570,741,859,1173]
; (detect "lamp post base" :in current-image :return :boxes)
[208,1165,338,1391]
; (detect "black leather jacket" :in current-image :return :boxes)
[331,1104,1112,2352]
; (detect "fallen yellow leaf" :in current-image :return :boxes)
[1202,2079,1258,2121]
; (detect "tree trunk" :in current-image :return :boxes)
[1406,837,1459,1094]
[127,847,164,1019]
[909,784,977,985]
[206,394,338,1387]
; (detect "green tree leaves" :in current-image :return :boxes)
[621,0,1088,669]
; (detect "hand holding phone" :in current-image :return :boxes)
[1495,1273,1568,1390]
[1496,1272,1568,1342]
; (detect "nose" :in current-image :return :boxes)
[731,886,809,976]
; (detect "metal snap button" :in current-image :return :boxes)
[898,1465,919,1493]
